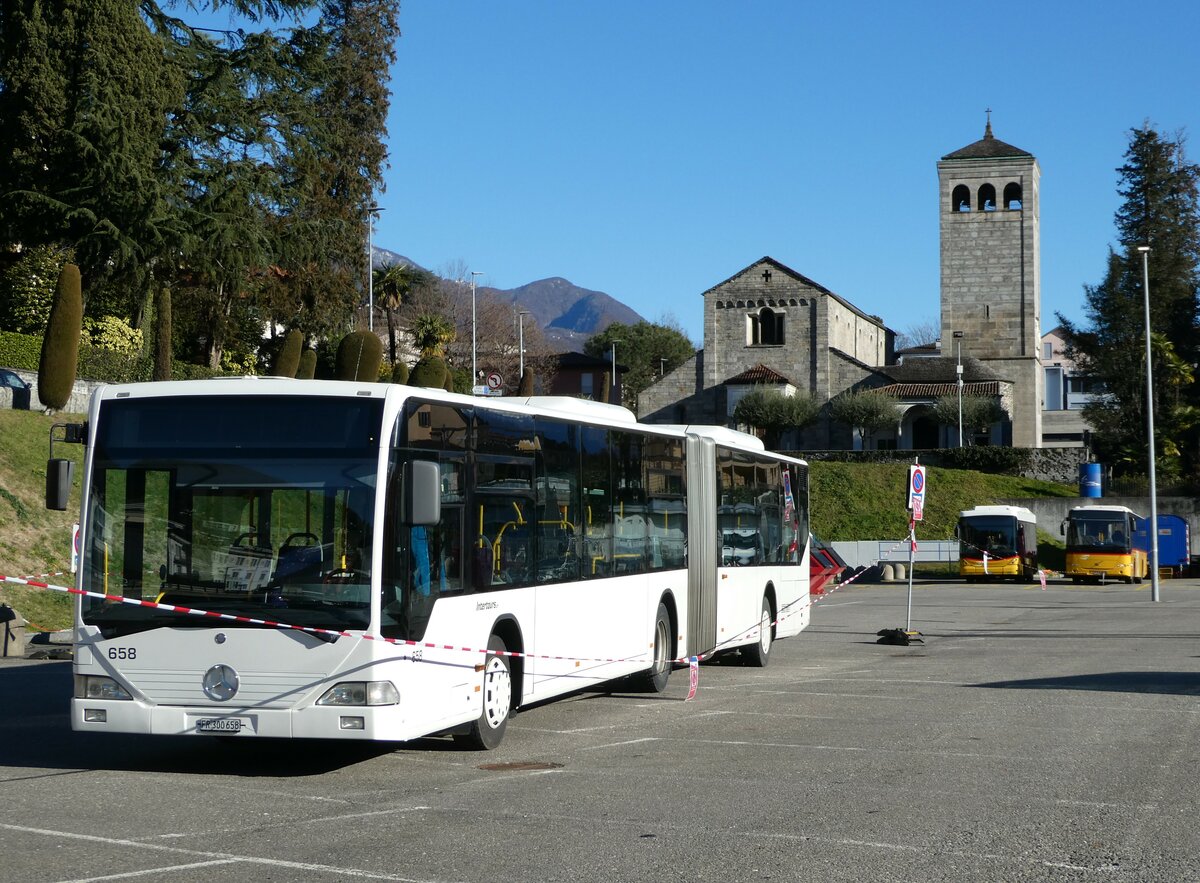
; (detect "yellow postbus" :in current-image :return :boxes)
[1062,504,1148,584]
[957,505,1039,581]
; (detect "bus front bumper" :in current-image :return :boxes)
[70,699,427,741]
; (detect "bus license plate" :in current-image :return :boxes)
[196,718,243,734]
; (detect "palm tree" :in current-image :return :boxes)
[408,313,456,360]
[373,262,434,363]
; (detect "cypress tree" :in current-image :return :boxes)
[273,329,304,378]
[391,360,409,385]
[335,331,383,381]
[297,348,317,380]
[410,357,446,389]
[518,367,535,396]
[37,263,83,411]
[153,286,172,381]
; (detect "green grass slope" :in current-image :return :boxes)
[0,408,85,631]
[810,461,1076,542]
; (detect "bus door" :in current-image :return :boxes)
[685,434,718,658]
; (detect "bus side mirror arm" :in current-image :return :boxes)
[401,460,441,526]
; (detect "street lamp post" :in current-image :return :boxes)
[517,311,531,378]
[1139,245,1160,602]
[954,331,964,447]
[470,271,483,392]
[366,205,383,332]
[610,340,621,389]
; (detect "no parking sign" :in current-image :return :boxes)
[907,464,926,521]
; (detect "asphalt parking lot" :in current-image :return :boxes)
[2,578,1200,882]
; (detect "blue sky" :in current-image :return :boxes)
[202,1,1199,345]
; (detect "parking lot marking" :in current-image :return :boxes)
[0,823,458,883]
[579,737,660,751]
[56,858,240,882]
[748,831,1112,874]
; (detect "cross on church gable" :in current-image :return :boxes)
[761,269,772,283]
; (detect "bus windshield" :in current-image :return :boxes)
[959,516,1017,557]
[1067,515,1131,552]
[80,395,383,638]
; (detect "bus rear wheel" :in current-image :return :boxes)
[743,595,773,668]
[456,634,512,750]
[639,602,672,693]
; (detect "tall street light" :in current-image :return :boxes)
[1139,245,1160,602]
[470,270,483,391]
[517,311,531,378]
[953,331,964,447]
[366,205,384,332]
[610,340,621,396]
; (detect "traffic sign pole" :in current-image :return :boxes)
[877,458,927,646]
[905,460,923,636]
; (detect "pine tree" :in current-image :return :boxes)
[270,1,400,341]
[0,0,186,295]
[1059,125,1200,479]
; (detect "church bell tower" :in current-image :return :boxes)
[938,116,1043,447]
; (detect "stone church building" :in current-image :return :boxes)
[639,121,1044,451]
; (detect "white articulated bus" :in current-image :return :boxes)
[48,378,810,749]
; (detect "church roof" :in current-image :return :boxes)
[941,120,1032,161]
[879,356,1006,384]
[702,256,892,330]
[877,381,1002,398]
[723,364,793,386]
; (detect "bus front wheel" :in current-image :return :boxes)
[742,595,773,668]
[457,635,512,750]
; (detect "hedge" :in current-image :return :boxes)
[0,330,42,370]
[1,328,222,383]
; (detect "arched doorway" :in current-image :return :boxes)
[912,415,939,449]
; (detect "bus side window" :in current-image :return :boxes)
[581,426,613,578]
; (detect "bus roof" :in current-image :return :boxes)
[87,379,801,460]
[959,505,1036,523]
[1067,504,1145,518]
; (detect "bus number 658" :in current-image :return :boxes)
[107,647,137,660]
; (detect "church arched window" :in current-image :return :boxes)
[978,183,997,212]
[952,184,971,212]
[1004,182,1022,209]
[748,307,784,346]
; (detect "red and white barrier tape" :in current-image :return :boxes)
[815,534,914,598]
[4,572,802,670]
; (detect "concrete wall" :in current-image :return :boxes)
[0,368,101,416]
[832,539,959,570]
[998,495,1200,557]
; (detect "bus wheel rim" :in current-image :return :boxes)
[654,618,668,672]
[483,657,511,728]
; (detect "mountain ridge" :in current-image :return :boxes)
[372,247,645,348]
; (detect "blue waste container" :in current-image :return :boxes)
[1079,462,1102,498]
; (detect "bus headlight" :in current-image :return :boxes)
[75,675,132,700]
[316,681,399,706]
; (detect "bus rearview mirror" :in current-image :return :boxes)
[402,460,441,526]
[46,458,74,511]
